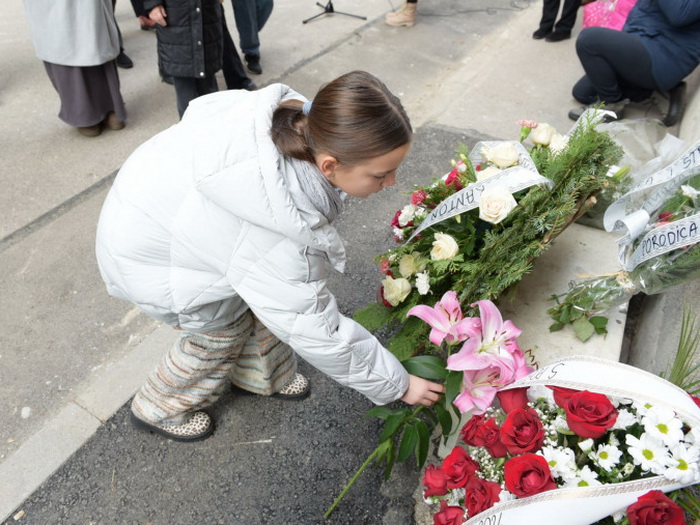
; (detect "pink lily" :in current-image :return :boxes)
[447,299,522,372]
[407,291,479,346]
[453,361,514,414]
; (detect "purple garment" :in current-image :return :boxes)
[44,60,127,127]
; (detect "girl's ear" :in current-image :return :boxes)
[316,154,338,180]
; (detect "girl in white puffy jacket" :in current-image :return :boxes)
[95,70,445,442]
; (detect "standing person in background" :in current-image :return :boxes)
[146,0,224,118]
[385,0,418,27]
[231,0,273,75]
[221,10,258,91]
[113,0,135,69]
[95,71,445,442]
[23,0,127,137]
[532,0,582,42]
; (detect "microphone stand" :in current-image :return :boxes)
[303,0,367,24]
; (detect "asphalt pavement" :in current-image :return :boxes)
[1,0,698,523]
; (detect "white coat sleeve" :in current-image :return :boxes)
[227,243,410,405]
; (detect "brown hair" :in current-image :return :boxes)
[271,70,412,166]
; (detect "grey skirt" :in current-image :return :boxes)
[44,60,127,127]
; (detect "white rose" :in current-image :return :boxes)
[530,123,557,146]
[398,253,422,278]
[481,142,520,168]
[415,272,431,295]
[478,186,517,224]
[430,232,459,260]
[398,204,419,227]
[381,275,412,306]
[549,133,569,155]
[476,165,501,181]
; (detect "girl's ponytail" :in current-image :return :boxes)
[270,100,315,163]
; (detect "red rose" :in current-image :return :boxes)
[463,476,501,517]
[433,500,465,525]
[627,490,685,525]
[474,418,508,458]
[411,190,427,205]
[500,408,545,455]
[497,387,530,413]
[460,414,487,446]
[422,464,448,497]
[563,390,618,439]
[441,446,480,489]
[503,453,557,498]
[548,385,579,408]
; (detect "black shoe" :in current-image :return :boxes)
[545,31,571,42]
[663,82,686,127]
[244,54,262,75]
[116,51,134,69]
[532,28,552,39]
[241,78,258,91]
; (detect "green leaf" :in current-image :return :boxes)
[415,420,431,469]
[397,422,418,463]
[434,402,453,437]
[445,370,463,407]
[384,440,396,481]
[364,406,396,420]
[379,412,409,442]
[402,355,448,380]
[573,317,595,342]
[549,322,565,332]
[353,303,392,332]
[589,316,609,329]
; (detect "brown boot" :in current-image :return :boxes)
[103,111,125,131]
[77,124,102,137]
[385,2,417,27]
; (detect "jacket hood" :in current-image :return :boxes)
[184,84,346,270]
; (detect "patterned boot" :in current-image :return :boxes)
[385,2,417,27]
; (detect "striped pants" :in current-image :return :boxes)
[132,311,296,425]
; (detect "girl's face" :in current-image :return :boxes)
[317,143,411,199]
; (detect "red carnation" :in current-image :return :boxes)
[441,446,480,489]
[504,454,557,498]
[500,408,545,455]
[411,190,427,205]
[444,169,463,190]
[391,210,402,228]
[627,490,685,525]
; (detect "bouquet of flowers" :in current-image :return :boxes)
[355,113,623,360]
[422,356,700,525]
[549,142,700,341]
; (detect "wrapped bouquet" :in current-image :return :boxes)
[356,113,623,360]
[423,356,700,525]
[549,141,700,341]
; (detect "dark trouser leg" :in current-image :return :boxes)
[573,27,656,104]
[221,11,250,89]
[554,0,580,34]
[172,75,219,118]
[538,0,561,32]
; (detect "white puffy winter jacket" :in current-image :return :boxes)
[95,84,409,405]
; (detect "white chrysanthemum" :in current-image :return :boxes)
[591,444,622,471]
[539,446,576,480]
[573,465,601,488]
[392,227,404,241]
[415,271,431,295]
[626,433,671,473]
[686,426,700,446]
[664,443,700,484]
[681,184,699,199]
[612,408,637,430]
[632,400,653,416]
[398,204,419,227]
[642,406,685,446]
[578,439,594,454]
[620,462,635,477]
[607,433,620,448]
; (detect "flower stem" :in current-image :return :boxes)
[324,442,386,518]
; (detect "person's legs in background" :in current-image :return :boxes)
[171,75,219,119]
[385,0,418,28]
[533,0,560,39]
[232,0,273,74]
[221,11,257,91]
[112,0,135,68]
[546,0,581,42]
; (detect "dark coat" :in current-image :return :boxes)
[144,0,223,78]
[624,0,700,91]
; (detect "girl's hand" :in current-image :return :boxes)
[400,375,445,407]
[149,5,167,26]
